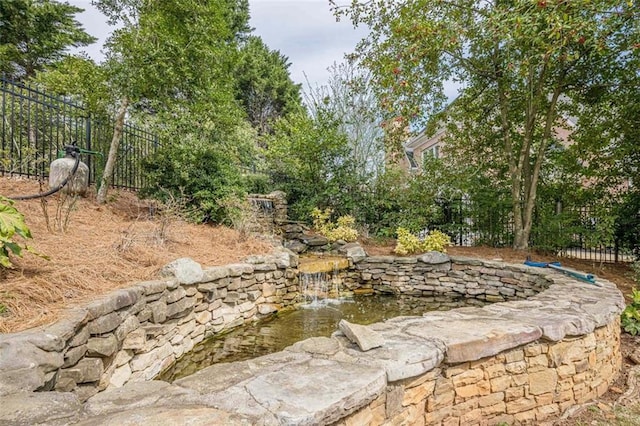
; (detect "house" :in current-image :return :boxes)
[401,111,578,174]
[402,127,446,172]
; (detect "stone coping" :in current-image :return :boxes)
[0,252,626,425]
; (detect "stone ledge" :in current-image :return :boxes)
[0,253,625,425]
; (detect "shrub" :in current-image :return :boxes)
[394,227,452,255]
[621,286,640,336]
[311,208,359,242]
[141,143,247,224]
[394,227,423,255]
[423,230,452,253]
[0,196,46,268]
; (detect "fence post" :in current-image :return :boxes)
[85,115,92,184]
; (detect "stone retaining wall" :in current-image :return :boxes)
[0,250,626,426]
[336,318,621,426]
[0,250,299,400]
[342,253,550,302]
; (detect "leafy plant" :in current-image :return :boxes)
[311,208,358,242]
[423,230,453,253]
[0,196,46,268]
[394,227,452,255]
[621,286,640,336]
[394,227,423,255]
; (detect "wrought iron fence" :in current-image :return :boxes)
[0,77,159,190]
[434,197,633,263]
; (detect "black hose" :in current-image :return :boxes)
[9,154,81,200]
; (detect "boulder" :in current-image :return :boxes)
[160,258,203,285]
[338,243,367,263]
[418,251,450,264]
[285,240,307,254]
[303,235,329,247]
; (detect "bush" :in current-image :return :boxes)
[141,143,247,224]
[311,208,358,242]
[394,227,451,255]
[621,285,640,336]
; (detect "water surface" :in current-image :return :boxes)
[159,295,483,382]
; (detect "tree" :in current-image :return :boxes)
[0,0,95,80]
[333,0,639,249]
[263,108,359,220]
[93,0,246,204]
[235,36,301,135]
[305,60,385,181]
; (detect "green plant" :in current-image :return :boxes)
[394,227,423,255]
[0,196,46,268]
[621,287,640,336]
[311,208,359,242]
[394,227,452,255]
[423,230,453,253]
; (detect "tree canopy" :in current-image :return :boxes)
[334,0,640,249]
[235,36,301,135]
[0,0,95,80]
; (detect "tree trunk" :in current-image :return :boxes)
[97,97,129,204]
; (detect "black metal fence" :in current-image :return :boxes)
[435,198,633,263]
[0,77,159,190]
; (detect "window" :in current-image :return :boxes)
[422,144,440,163]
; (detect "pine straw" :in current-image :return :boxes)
[0,176,273,333]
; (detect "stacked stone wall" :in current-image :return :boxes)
[342,255,551,302]
[247,191,288,234]
[0,252,299,400]
[0,250,626,426]
[337,319,621,426]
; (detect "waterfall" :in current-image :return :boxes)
[299,260,343,307]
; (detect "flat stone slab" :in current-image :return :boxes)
[244,358,385,425]
[175,351,311,394]
[73,405,253,426]
[0,391,82,426]
[84,380,200,416]
[178,355,386,425]
[398,310,542,363]
[286,331,446,382]
[338,320,384,351]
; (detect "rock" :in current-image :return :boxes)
[284,240,307,254]
[418,251,450,264]
[338,320,385,352]
[87,335,118,357]
[159,258,203,285]
[74,406,251,426]
[303,235,329,247]
[404,311,542,363]
[629,347,640,365]
[338,243,367,263]
[0,336,64,394]
[84,380,196,416]
[283,224,304,234]
[87,312,123,335]
[200,266,229,282]
[74,357,104,383]
[0,391,82,425]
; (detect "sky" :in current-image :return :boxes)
[67,0,368,89]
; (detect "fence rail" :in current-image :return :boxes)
[0,77,159,190]
[434,198,633,263]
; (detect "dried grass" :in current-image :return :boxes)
[0,177,273,333]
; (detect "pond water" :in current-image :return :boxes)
[158,295,485,382]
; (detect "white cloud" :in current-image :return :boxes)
[249,1,367,87]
